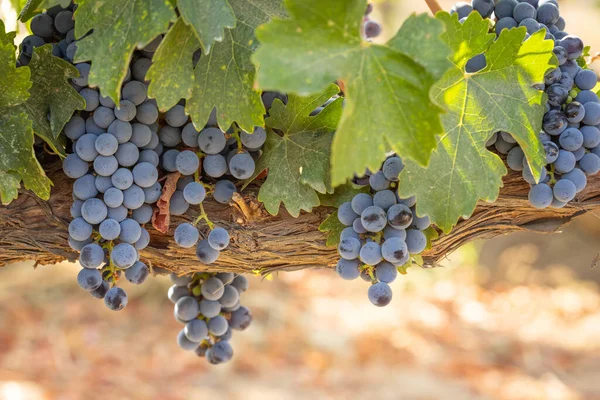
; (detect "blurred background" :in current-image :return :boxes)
[1,0,600,399]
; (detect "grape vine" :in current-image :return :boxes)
[0,0,599,365]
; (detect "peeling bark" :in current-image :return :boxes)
[1,161,600,275]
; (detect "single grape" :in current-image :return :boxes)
[381,237,409,265]
[76,133,99,162]
[63,153,89,179]
[115,142,140,167]
[81,198,108,224]
[105,287,128,311]
[559,127,584,151]
[203,154,228,178]
[213,180,236,204]
[206,341,234,364]
[77,268,103,291]
[218,286,240,308]
[30,13,54,38]
[383,225,407,241]
[183,182,206,205]
[79,243,105,269]
[373,190,397,211]
[543,110,568,136]
[208,315,229,336]
[71,199,83,218]
[124,261,149,285]
[228,152,255,180]
[185,319,208,342]
[231,275,249,293]
[369,171,390,191]
[579,153,600,175]
[158,125,182,147]
[107,205,128,222]
[338,237,361,260]
[353,218,367,234]
[64,116,86,140]
[93,155,119,176]
[465,53,487,73]
[528,183,553,208]
[368,282,393,307]
[138,149,160,167]
[95,175,114,194]
[174,223,199,248]
[201,277,225,300]
[450,2,472,19]
[132,57,152,82]
[574,69,597,91]
[375,262,398,283]
[360,206,387,233]
[199,299,222,318]
[553,179,577,202]
[561,168,586,194]
[340,226,360,241]
[382,156,404,181]
[136,101,159,125]
[336,258,360,280]
[108,120,133,143]
[110,243,137,269]
[240,127,267,149]
[81,88,100,112]
[543,141,559,164]
[495,0,518,19]
[560,35,584,61]
[230,306,252,330]
[122,81,147,105]
[130,123,152,148]
[338,202,359,226]
[165,105,188,127]
[169,190,189,215]
[387,204,413,229]
[208,227,230,251]
[176,150,200,176]
[143,182,162,204]
[507,147,525,171]
[583,102,600,126]
[575,90,599,104]
[196,239,220,264]
[198,127,227,154]
[161,149,180,172]
[99,218,121,240]
[175,296,200,321]
[495,17,518,36]
[134,227,150,250]
[405,229,427,254]
[90,280,110,299]
[564,101,585,124]
[554,149,576,173]
[111,168,134,190]
[360,242,382,265]
[123,184,146,210]
[132,204,153,224]
[119,218,142,244]
[73,174,99,200]
[132,162,159,188]
[95,133,119,156]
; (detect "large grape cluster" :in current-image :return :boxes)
[37,2,265,312]
[451,0,600,208]
[17,3,78,67]
[168,272,252,364]
[335,155,432,307]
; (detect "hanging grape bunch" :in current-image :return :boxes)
[169,272,252,364]
[450,0,600,208]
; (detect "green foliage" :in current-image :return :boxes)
[0,22,51,204]
[73,0,176,105]
[186,0,285,132]
[399,13,556,233]
[253,0,448,186]
[318,211,345,247]
[247,84,342,217]
[19,44,84,155]
[146,17,199,111]
[19,0,70,22]
[177,0,236,54]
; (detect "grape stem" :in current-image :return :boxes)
[193,203,215,230]
[424,0,442,14]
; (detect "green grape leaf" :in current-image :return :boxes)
[19,45,83,155]
[0,113,52,204]
[423,226,439,251]
[319,182,370,207]
[177,0,236,54]
[147,17,200,111]
[253,0,447,187]
[0,171,21,204]
[576,45,591,69]
[186,0,286,132]
[318,211,345,247]
[73,0,176,104]
[399,13,557,233]
[247,84,342,217]
[0,21,51,203]
[0,39,31,107]
[388,13,451,84]
[19,0,71,22]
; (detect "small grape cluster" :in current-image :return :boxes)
[168,272,252,364]
[362,3,382,40]
[335,155,432,307]
[451,0,600,208]
[17,2,77,67]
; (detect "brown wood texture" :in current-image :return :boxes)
[1,161,600,274]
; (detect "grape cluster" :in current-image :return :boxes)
[17,2,78,67]
[168,272,252,364]
[362,3,382,40]
[335,155,432,307]
[451,0,600,208]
